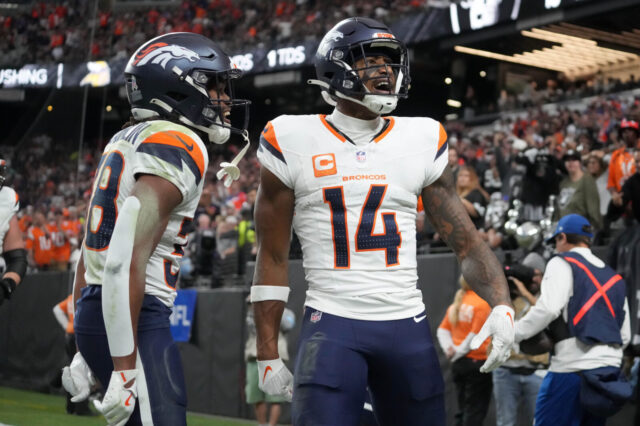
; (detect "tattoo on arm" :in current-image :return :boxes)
[422,167,511,307]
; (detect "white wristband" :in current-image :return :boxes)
[250,285,290,303]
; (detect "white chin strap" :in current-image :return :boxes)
[360,94,398,115]
[132,104,231,145]
[309,79,399,115]
[178,115,230,144]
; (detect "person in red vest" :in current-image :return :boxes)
[515,214,631,426]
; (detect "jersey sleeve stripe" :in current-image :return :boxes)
[259,122,287,164]
[261,122,284,153]
[137,131,205,185]
[435,122,448,160]
[319,115,347,143]
[373,117,395,143]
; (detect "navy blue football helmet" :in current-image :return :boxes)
[124,32,250,144]
[309,17,410,114]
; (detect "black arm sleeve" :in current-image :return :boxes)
[3,248,27,281]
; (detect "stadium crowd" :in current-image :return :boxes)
[0,7,638,423]
[0,0,426,67]
[1,87,638,287]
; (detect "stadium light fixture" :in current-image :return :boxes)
[47,105,53,112]
[454,26,639,78]
[447,99,462,108]
[445,77,452,85]
[479,70,486,77]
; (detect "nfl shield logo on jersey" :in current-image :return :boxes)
[310,311,322,323]
[356,151,366,163]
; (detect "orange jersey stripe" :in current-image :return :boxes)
[437,122,447,152]
[373,117,395,143]
[141,131,205,178]
[319,115,347,143]
[261,122,284,154]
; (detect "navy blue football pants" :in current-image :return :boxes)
[535,371,606,426]
[75,285,187,426]
[292,308,445,426]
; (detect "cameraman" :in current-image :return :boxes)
[493,252,548,426]
[515,214,631,426]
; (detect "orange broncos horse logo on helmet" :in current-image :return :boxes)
[132,42,200,69]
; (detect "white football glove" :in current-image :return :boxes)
[257,358,293,402]
[62,352,96,402]
[216,162,240,187]
[470,304,515,373]
[94,369,138,426]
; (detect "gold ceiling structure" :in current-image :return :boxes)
[454,25,640,79]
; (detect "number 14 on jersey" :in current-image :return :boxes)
[323,184,401,269]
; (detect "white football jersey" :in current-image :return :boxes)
[0,186,19,253]
[83,120,208,307]
[257,114,448,320]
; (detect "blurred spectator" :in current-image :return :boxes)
[514,146,560,222]
[18,206,33,234]
[48,209,71,271]
[586,154,611,217]
[185,213,221,287]
[556,150,602,231]
[437,276,492,426]
[607,150,640,224]
[456,166,488,230]
[26,210,52,270]
[0,0,420,68]
[480,148,503,195]
[217,214,239,283]
[448,142,463,182]
[236,207,255,276]
[607,119,638,193]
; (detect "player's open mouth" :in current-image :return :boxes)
[223,111,231,124]
[372,81,392,94]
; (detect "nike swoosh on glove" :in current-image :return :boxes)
[94,369,138,426]
[62,352,96,402]
[470,304,515,373]
[257,358,293,402]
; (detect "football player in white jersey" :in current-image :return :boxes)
[251,17,515,425]
[0,159,27,307]
[61,33,250,426]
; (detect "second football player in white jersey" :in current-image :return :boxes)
[0,159,27,307]
[252,18,516,426]
[62,33,250,426]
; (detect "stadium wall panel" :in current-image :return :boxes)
[0,250,634,425]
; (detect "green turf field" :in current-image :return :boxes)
[0,386,253,426]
